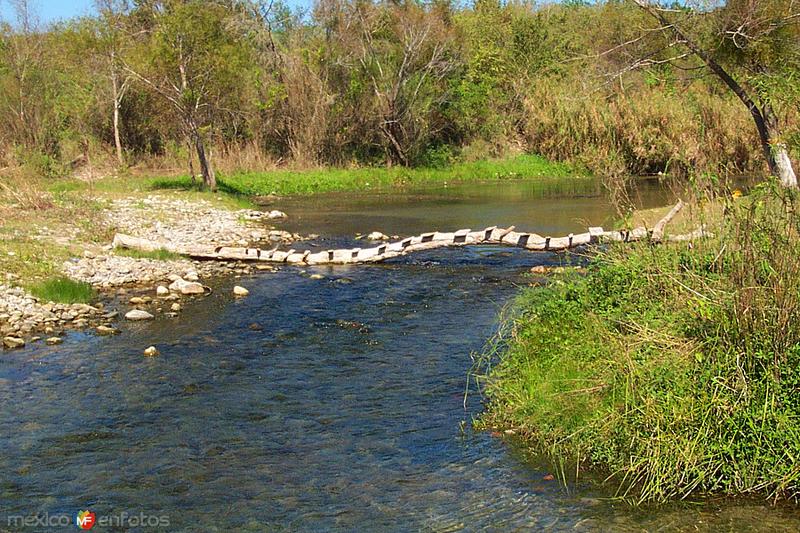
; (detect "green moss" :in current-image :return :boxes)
[27,276,95,304]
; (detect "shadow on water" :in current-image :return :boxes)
[1,179,798,531]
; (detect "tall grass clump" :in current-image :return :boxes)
[28,276,95,304]
[477,181,800,503]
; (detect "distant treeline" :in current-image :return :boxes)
[0,0,797,181]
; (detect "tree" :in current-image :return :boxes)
[628,0,798,187]
[354,1,456,166]
[95,0,132,166]
[125,0,254,190]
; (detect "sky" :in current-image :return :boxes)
[0,0,311,26]
[0,0,96,25]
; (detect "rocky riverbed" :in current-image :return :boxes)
[1,195,302,348]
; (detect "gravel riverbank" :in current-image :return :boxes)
[1,195,301,348]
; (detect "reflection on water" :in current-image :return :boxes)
[1,179,798,531]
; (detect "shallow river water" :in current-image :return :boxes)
[2,179,799,531]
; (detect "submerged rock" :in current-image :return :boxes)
[125,309,154,321]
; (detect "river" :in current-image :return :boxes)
[1,178,798,531]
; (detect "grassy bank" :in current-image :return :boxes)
[149,155,577,196]
[477,182,800,503]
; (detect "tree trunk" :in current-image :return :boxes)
[190,126,216,191]
[762,105,798,188]
[773,144,798,189]
[112,71,124,166]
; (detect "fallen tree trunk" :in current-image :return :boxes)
[113,201,703,265]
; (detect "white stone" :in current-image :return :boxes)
[156,285,169,296]
[143,346,159,357]
[125,309,154,321]
[267,210,287,219]
[3,336,25,349]
[233,286,249,297]
[168,278,205,295]
[366,231,389,241]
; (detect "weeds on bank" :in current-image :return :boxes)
[27,276,95,304]
[476,179,800,503]
[114,247,183,261]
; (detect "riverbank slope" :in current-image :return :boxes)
[477,184,800,502]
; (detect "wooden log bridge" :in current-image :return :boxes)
[113,201,698,265]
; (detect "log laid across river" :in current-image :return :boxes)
[113,201,702,265]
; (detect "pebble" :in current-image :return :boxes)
[3,336,25,349]
[96,325,120,335]
[156,285,169,296]
[309,274,325,280]
[366,231,389,241]
[143,346,159,357]
[46,337,63,345]
[267,210,287,219]
[168,278,205,295]
[233,286,249,297]
[125,309,154,321]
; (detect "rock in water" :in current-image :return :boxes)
[168,278,205,295]
[96,325,120,335]
[3,336,25,349]
[233,285,250,297]
[367,231,389,241]
[46,337,63,345]
[170,303,181,312]
[125,309,154,321]
[309,274,325,280]
[143,346,159,357]
[156,285,169,296]
[184,270,199,282]
[267,210,287,219]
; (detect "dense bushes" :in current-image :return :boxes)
[0,0,795,179]
[478,183,800,502]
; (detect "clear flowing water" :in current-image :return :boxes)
[2,179,799,531]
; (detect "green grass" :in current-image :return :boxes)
[114,247,184,261]
[27,276,95,304]
[149,154,577,196]
[476,183,800,503]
